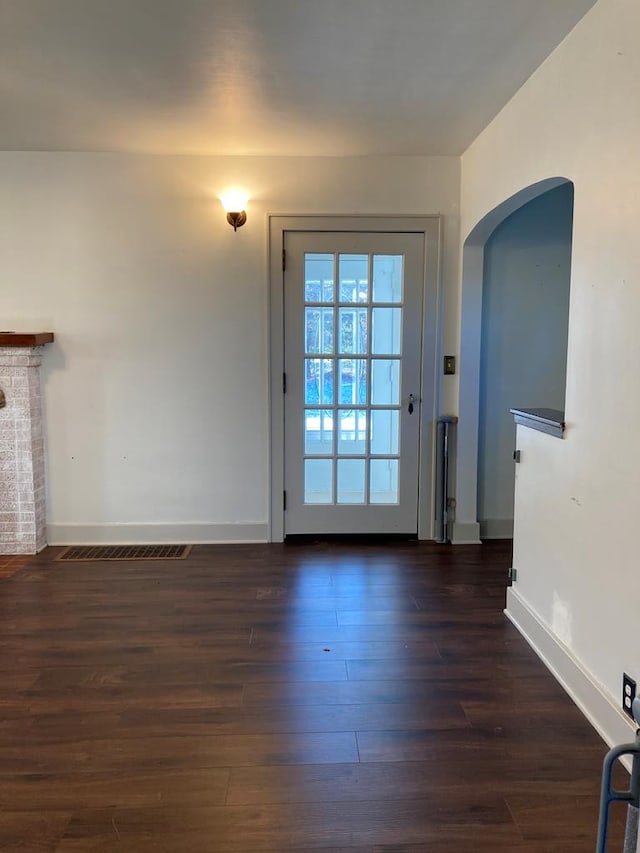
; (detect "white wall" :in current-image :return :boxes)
[478,183,573,537]
[461,0,640,742]
[0,154,460,542]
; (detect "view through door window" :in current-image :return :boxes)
[303,252,403,505]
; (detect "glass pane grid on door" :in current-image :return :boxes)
[303,252,404,506]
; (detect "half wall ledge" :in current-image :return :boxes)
[510,407,565,438]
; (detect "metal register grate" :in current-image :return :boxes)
[57,544,192,561]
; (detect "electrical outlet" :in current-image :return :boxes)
[622,673,636,719]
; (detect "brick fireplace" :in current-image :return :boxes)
[0,333,54,555]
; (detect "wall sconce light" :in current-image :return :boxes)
[219,189,249,231]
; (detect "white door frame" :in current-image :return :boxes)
[268,215,442,542]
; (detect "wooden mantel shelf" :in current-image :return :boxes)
[0,332,54,347]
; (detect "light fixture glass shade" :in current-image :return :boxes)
[219,189,249,213]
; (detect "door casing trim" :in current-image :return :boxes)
[268,214,443,542]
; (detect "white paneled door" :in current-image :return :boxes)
[283,231,425,535]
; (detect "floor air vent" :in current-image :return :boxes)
[57,544,192,562]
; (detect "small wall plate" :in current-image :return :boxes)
[443,355,456,375]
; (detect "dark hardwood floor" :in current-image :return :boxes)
[0,540,624,851]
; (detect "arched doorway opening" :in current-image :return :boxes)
[453,178,574,544]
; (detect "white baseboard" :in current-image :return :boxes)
[506,586,636,752]
[480,518,514,539]
[47,522,269,546]
[451,521,482,544]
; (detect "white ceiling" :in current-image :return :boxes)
[0,0,596,156]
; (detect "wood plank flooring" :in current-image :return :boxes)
[0,540,624,851]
